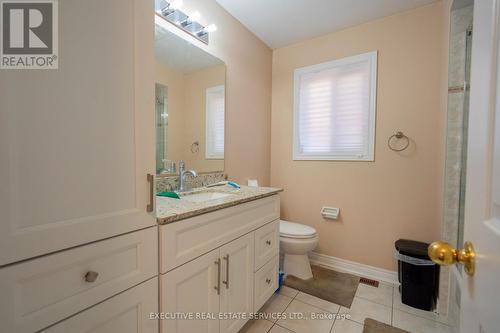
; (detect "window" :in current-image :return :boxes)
[206,85,225,159]
[293,51,377,161]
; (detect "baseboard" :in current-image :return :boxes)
[308,252,399,285]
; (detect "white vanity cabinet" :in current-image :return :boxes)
[0,0,159,329]
[161,234,254,333]
[0,0,156,266]
[159,195,280,333]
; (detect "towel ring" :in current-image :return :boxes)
[388,131,410,152]
[191,141,199,153]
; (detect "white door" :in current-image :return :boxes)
[459,1,500,332]
[219,233,255,333]
[161,249,221,333]
[0,0,156,266]
[42,278,158,333]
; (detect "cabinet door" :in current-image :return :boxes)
[42,277,158,333]
[254,255,279,312]
[0,0,156,265]
[220,233,255,333]
[161,249,220,333]
[254,220,279,270]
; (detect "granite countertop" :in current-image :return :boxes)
[156,185,283,224]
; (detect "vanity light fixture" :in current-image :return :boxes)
[156,0,216,44]
[189,11,201,23]
[203,24,217,33]
[160,0,183,16]
[170,0,183,9]
[180,11,200,27]
[197,24,217,39]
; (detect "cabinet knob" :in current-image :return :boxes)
[266,278,271,284]
[84,271,99,283]
[266,240,271,245]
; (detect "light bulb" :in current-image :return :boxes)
[204,24,217,33]
[170,0,183,10]
[189,11,201,23]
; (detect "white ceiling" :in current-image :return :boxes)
[215,0,438,49]
[155,25,223,73]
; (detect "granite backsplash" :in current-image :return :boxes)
[156,172,227,192]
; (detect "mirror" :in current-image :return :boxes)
[155,23,226,175]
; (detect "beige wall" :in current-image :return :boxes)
[183,65,225,172]
[180,0,273,185]
[271,2,449,270]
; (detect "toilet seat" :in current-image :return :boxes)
[279,220,317,239]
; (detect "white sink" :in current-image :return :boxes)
[180,191,233,203]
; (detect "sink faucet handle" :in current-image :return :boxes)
[178,160,185,173]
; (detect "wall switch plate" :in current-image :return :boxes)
[321,207,340,220]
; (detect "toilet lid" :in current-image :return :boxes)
[280,220,317,238]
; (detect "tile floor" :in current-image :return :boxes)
[240,283,455,333]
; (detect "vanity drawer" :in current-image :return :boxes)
[0,227,158,333]
[254,220,279,270]
[160,195,280,273]
[42,277,158,333]
[254,255,279,312]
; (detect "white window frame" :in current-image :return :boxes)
[205,85,225,160]
[293,51,378,161]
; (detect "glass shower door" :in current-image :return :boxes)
[155,83,168,174]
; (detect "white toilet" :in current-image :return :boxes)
[279,220,319,280]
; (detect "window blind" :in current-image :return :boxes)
[294,52,377,161]
[206,85,225,159]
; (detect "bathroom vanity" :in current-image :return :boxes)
[156,186,282,333]
[152,8,284,332]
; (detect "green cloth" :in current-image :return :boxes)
[157,191,180,199]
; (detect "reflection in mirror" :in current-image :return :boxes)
[155,23,226,176]
[155,84,173,174]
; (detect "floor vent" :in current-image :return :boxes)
[359,277,379,288]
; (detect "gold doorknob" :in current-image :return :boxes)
[428,241,476,276]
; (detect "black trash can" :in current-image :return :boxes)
[395,239,439,311]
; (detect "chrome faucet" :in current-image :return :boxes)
[178,161,198,192]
